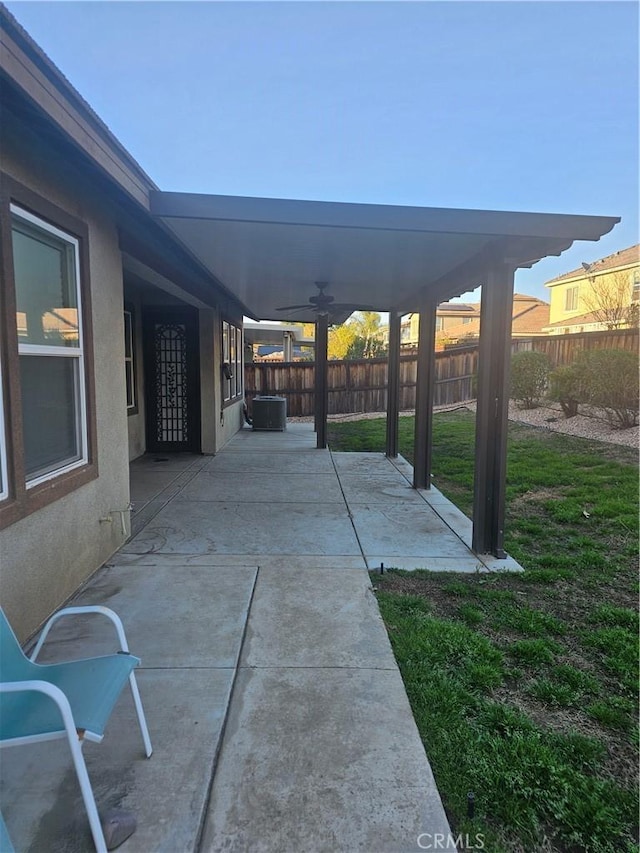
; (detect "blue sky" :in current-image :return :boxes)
[6,1,638,303]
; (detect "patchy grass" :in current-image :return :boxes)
[328,413,639,853]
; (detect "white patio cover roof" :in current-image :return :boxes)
[150,192,618,322]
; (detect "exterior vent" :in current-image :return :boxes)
[252,396,287,431]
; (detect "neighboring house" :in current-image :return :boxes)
[401,303,478,345]
[244,321,315,362]
[0,9,249,639]
[544,244,640,334]
[400,294,549,347]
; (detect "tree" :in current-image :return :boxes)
[327,311,387,359]
[328,323,357,359]
[349,311,381,346]
[345,311,388,358]
[581,271,634,330]
[345,334,387,359]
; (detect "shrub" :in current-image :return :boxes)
[548,364,582,418]
[577,349,639,429]
[510,351,551,409]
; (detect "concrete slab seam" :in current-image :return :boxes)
[193,565,260,853]
[328,448,372,570]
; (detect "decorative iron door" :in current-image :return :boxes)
[143,309,201,452]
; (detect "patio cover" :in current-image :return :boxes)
[151,191,618,558]
[150,191,618,322]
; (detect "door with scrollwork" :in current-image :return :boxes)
[143,308,201,452]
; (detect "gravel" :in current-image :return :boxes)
[291,401,639,449]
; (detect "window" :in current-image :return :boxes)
[564,286,579,312]
[462,317,472,325]
[435,317,444,332]
[631,271,640,303]
[235,326,242,397]
[124,308,137,412]
[222,319,243,404]
[0,175,96,528]
[11,206,88,486]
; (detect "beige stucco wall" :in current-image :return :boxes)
[0,116,131,641]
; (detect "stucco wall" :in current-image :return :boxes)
[0,116,131,641]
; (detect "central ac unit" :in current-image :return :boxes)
[252,396,287,431]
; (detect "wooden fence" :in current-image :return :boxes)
[244,329,638,417]
[513,328,639,365]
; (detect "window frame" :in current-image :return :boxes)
[221,317,243,407]
[12,204,89,488]
[124,305,138,415]
[564,285,579,312]
[0,174,98,530]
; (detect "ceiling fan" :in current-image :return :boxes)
[276,282,372,317]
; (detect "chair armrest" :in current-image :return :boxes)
[30,606,130,662]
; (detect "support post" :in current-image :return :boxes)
[413,299,437,489]
[283,331,293,363]
[315,314,329,449]
[385,311,401,458]
[472,262,515,558]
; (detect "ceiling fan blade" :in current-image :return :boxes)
[328,303,375,313]
[276,304,314,311]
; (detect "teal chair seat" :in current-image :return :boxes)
[1,653,140,742]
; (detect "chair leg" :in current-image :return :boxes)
[66,733,107,853]
[128,673,153,758]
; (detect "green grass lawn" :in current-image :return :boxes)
[328,412,639,853]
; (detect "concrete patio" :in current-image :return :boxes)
[1,423,519,852]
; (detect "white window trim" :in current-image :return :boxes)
[124,310,137,410]
[10,204,89,489]
[222,320,243,403]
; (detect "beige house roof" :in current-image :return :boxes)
[510,298,551,335]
